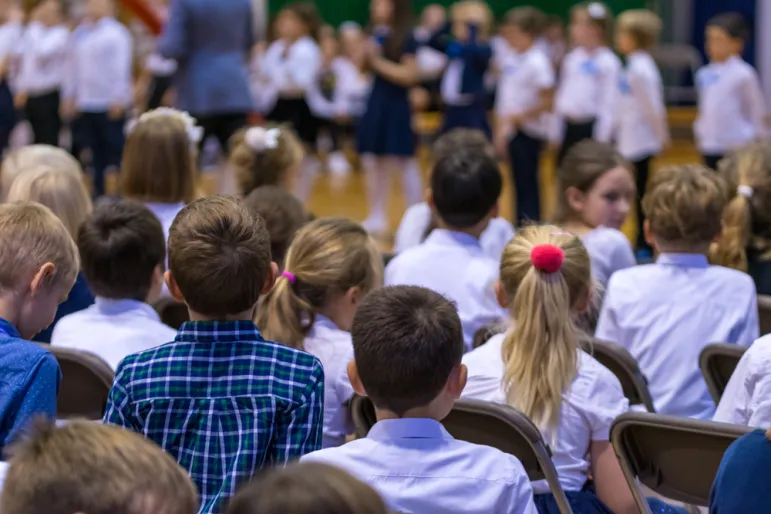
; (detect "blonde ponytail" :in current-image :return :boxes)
[711,194,752,272]
[257,275,316,350]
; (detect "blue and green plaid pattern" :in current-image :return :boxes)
[103,320,325,514]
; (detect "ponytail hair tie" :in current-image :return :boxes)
[281,270,296,284]
[530,244,565,274]
[737,185,754,199]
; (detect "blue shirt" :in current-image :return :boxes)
[710,429,769,513]
[0,318,61,451]
[35,272,94,343]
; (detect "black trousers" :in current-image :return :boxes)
[557,120,595,166]
[73,111,125,197]
[703,153,724,171]
[197,112,248,154]
[508,130,544,225]
[146,74,173,111]
[25,90,61,146]
[633,155,653,251]
[0,81,16,153]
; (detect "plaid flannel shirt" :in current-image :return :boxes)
[103,321,325,514]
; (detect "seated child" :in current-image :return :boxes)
[0,419,197,514]
[554,140,636,288]
[596,164,758,419]
[0,202,78,450]
[243,186,308,269]
[0,144,81,200]
[257,218,382,448]
[51,199,176,369]
[302,285,538,514]
[386,148,507,350]
[227,462,388,514]
[709,428,771,513]
[393,128,515,260]
[229,124,304,197]
[103,195,325,514]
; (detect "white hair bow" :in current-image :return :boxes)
[587,2,607,19]
[245,127,281,152]
[737,185,754,198]
[125,107,203,143]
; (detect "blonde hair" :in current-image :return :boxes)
[617,9,662,50]
[120,111,197,204]
[229,124,304,196]
[6,165,92,239]
[1,145,81,200]
[499,225,592,432]
[451,0,493,38]
[0,201,79,291]
[256,218,383,350]
[710,143,771,271]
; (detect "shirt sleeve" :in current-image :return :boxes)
[102,363,138,430]
[593,56,620,143]
[393,204,432,253]
[738,283,760,346]
[585,365,630,440]
[713,347,754,425]
[271,359,325,463]
[501,455,539,514]
[60,30,77,100]
[107,28,133,106]
[6,353,60,445]
[741,70,768,140]
[628,68,669,147]
[608,235,636,277]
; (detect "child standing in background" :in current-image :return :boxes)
[552,1,620,165]
[695,12,766,171]
[229,124,304,196]
[0,2,22,153]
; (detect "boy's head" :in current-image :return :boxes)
[1,419,197,514]
[166,195,277,319]
[432,128,495,162]
[615,9,661,54]
[642,164,728,254]
[78,199,166,304]
[348,285,466,419]
[0,202,78,339]
[429,147,502,232]
[706,12,748,63]
[243,186,308,268]
[502,7,545,51]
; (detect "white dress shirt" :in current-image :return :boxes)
[694,55,767,154]
[0,22,22,90]
[259,36,321,111]
[302,417,538,514]
[552,46,621,144]
[303,315,355,448]
[581,226,636,290]
[385,229,507,351]
[51,298,177,370]
[714,335,771,427]
[462,333,629,493]
[61,16,133,111]
[307,57,371,119]
[596,253,759,419]
[393,202,515,260]
[14,22,69,96]
[614,51,668,161]
[495,45,555,140]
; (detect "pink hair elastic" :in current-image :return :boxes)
[530,244,565,274]
[281,270,296,284]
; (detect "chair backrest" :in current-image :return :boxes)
[758,295,771,336]
[649,44,702,104]
[699,343,747,403]
[581,339,656,412]
[611,411,752,512]
[153,297,189,330]
[350,396,574,514]
[46,346,115,420]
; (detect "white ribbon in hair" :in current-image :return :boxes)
[125,107,203,143]
[245,127,281,152]
[737,185,754,198]
[587,2,607,19]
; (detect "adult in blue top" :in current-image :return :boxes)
[710,428,770,513]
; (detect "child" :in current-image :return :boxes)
[257,218,382,448]
[393,128,514,259]
[302,285,538,514]
[536,15,567,71]
[0,143,81,199]
[596,164,758,419]
[1,420,197,514]
[413,4,447,112]
[357,0,423,235]
[386,148,506,350]
[0,2,22,153]
[51,199,176,370]
[710,428,771,514]
[554,140,636,289]
[710,143,771,294]
[229,124,304,197]
[61,0,133,197]
[0,202,77,450]
[120,108,199,241]
[227,462,387,514]
[243,185,308,269]
[494,6,555,224]
[695,12,766,171]
[552,1,620,165]
[614,9,668,254]
[6,165,94,342]
[14,0,69,146]
[103,195,325,514]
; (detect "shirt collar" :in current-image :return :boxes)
[313,314,339,331]
[94,298,161,320]
[425,228,482,249]
[368,418,452,442]
[656,253,709,269]
[0,318,20,339]
[175,320,265,343]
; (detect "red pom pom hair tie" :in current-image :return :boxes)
[530,244,565,274]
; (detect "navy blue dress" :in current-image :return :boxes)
[35,272,94,343]
[356,35,418,157]
[710,429,771,513]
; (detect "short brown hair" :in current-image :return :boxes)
[78,199,166,301]
[351,285,464,415]
[432,128,494,162]
[120,112,197,204]
[0,201,79,292]
[571,1,613,41]
[227,462,387,514]
[1,419,197,514]
[643,164,728,247]
[617,9,662,50]
[229,125,304,196]
[242,186,308,267]
[168,195,272,317]
[503,6,546,36]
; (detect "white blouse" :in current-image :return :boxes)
[714,334,771,428]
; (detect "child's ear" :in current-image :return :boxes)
[29,262,56,296]
[261,262,278,294]
[446,363,467,399]
[164,271,185,303]
[489,201,499,219]
[494,280,509,309]
[425,188,434,206]
[565,186,586,214]
[643,219,656,248]
[347,360,367,397]
[345,286,362,306]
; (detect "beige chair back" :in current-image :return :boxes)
[46,346,114,420]
[758,295,771,336]
[699,343,747,403]
[153,297,189,330]
[582,339,656,412]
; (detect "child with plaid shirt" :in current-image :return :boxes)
[103,196,325,514]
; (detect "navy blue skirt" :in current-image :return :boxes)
[534,489,690,514]
[356,77,415,157]
[441,103,490,139]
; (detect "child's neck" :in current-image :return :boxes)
[582,41,603,52]
[561,219,593,237]
[0,293,23,336]
[374,402,449,422]
[654,240,710,255]
[436,220,487,240]
[187,307,256,322]
[711,54,737,64]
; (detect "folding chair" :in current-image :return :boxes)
[649,44,702,105]
[581,339,656,412]
[758,295,771,336]
[382,252,396,266]
[46,346,115,420]
[350,396,574,514]
[153,297,189,330]
[611,411,752,513]
[699,343,747,403]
